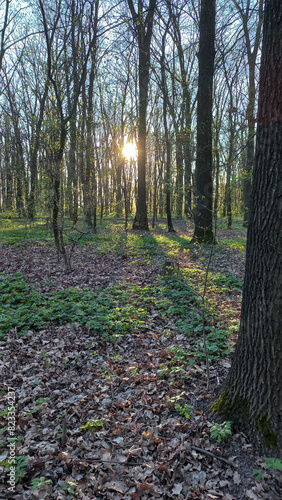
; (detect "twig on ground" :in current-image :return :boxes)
[191,445,237,467]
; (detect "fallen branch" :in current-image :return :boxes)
[191,445,237,467]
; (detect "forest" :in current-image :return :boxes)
[0,0,281,499]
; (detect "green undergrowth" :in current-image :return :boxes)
[0,215,244,361]
[0,272,231,362]
[0,273,145,340]
[0,272,195,340]
[0,214,246,255]
[0,218,52,245]
[219,238,246,252]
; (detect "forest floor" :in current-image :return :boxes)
[0,217,281,499]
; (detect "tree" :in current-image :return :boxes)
[0,0,10,72]
[126,0,157,230]
[192,0,216,243]
[231,0,263,227]
[160,26,175,232]
[165,0,193,219]
[38,0,99,259]
[213,0,282,451]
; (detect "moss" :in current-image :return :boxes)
[212,392,232,417]
[213,394,279,450]
[256,415,279,449]
[212,391,250,423]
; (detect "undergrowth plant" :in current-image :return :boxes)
[0,455,28,484]
[80,419,105,431]
[210,421,232,443]
[253,457,282,480]
[30,476,52,493]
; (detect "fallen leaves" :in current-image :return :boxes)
[0,231,280,499]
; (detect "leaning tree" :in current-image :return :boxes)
[213,0,282,452]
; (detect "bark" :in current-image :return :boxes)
[133,44,150,230]
[225,109,235,229]
[192,0,216,243]
[216,0,282,451]
[85,54,97,229]
[68,112,78,223]
[127,0,157,230]
[161,30,174,232]
[4,122,13,211]
[175,134,183,218]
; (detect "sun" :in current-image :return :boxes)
[122,142,138,161]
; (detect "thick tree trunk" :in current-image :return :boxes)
[214,0,282,451]
[192,0,216,243]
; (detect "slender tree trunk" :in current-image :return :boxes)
[52,124,67,253]
[214,0,282,451]
[192,0,216,243]
[226,109,235,229]
[116,161,122,216]
[133,46,150,229]
[243,61,256,227]
[127,0,157,230]
[214,119,220,220]
[161,32,174,232]
[85,58,97,229]
[152,158,158,228]
[4,128,13,211]
[175,134,183,218]
[28,81,49,220]
[231,0,264,227]
[68,112,78,223]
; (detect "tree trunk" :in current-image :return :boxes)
[214,0,282,451]
[133,47,150,229]
[67,112,78,223]
[161,31,174,232]
[231,0,264,227]
[175,134,183,218]
[192,0,216,243]
[127,0,157,230]
[28,81,49,220]
[226,109,235,229]
[243,61,256,227]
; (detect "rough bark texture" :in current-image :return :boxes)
[217,0,282,452]
[192,0,215,243]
